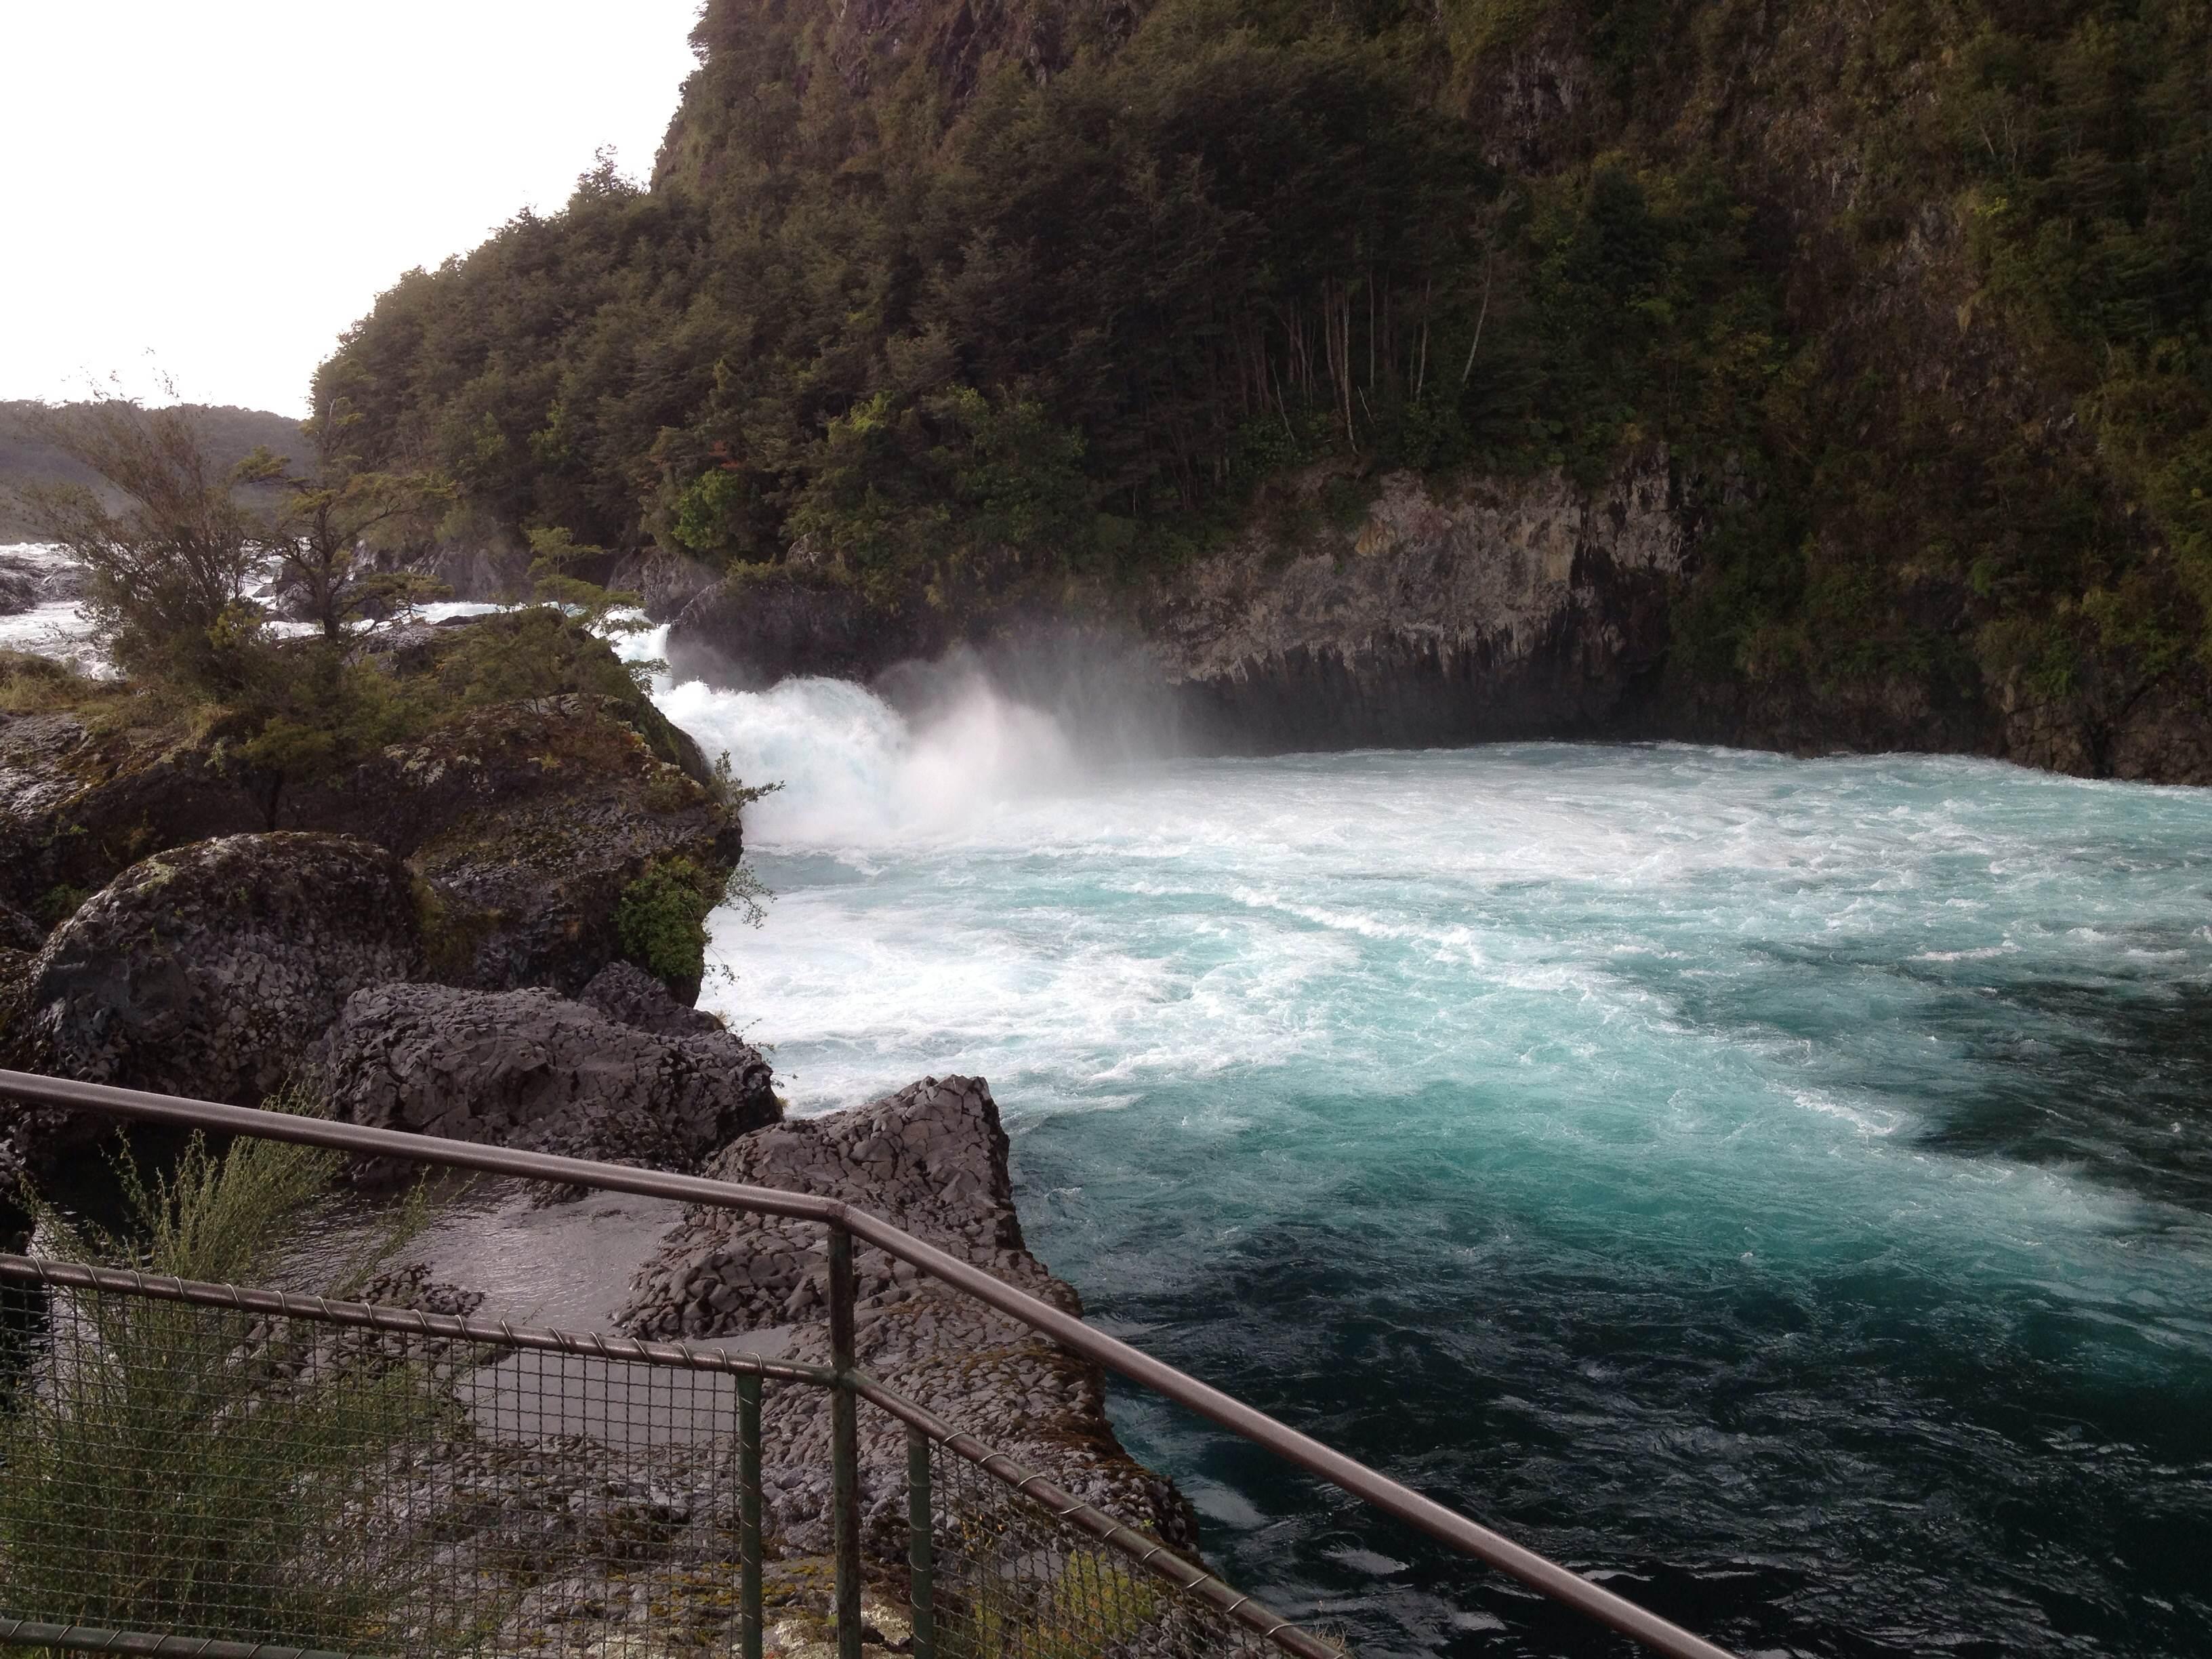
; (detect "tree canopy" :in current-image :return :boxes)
[314,0,2212,706]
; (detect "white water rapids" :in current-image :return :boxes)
[634,639,2212,1658]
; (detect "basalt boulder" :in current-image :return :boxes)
[0,708,273,918]
[0,684,739,1000]
[280,694,741,996]
[0,832,423,1191]
[311,980,778,1179]
[619,1076,1198,1559]
[576,960,729,1040]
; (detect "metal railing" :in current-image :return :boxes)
[0,1068,1741,1659]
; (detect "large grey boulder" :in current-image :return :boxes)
[575,960,728,1040]
[622,1075,1026,1338]
[1,630,741,1000]
[281,693,740,998]
[0,832,422,1205]
[619,1076,1198,1559]
[3,832,421,1105]
[312,981,778,1177]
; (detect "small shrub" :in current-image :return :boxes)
[615,855,724,991]
[617,853,775,994]
[947,1546,1165,1658]
[0,1105,462,1654]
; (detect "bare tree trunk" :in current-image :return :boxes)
[1414,278,1432,402]
[1460,253,1494,387]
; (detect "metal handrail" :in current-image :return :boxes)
[0,1253,1335,1659]
[0,1067,1740,1659]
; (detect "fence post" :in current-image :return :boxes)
[907,1426,935,1659]
[738,1372,762,1659]
[828,1223,862,1659]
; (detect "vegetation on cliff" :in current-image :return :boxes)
[315,0,2210,754]
[0,400,773,1001]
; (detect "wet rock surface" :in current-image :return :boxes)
[621,1075,1200,1557]
[0,550,81,615]
[1149,459,1686,752]
[0,832,423,1194]
[666,570,948,689]
[312,981,779,1179]
[3,832,421,1107]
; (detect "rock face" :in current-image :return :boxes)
[619,1076,1197,1558]
[0,832,421,1147]
[0,710,273,920]
[0,684,739,996]
[607,549,722,623]
[575,960,729,1040]
[1147,458,1687,752]
[282,695,740,996]
[665,570,949,689]
[313,981,778,1176]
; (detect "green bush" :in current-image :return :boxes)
[0,1114,468,1654]
[615,855,724,992]
[616,853,774,996]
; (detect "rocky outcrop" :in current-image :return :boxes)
[0,903,42,954]
[0,550,80,615]
[576,960,730,1039]
[0,679,739,997]
[283,695,739,996]
[666,569,950,689]
[0,710,274,918]
[0,834,422,1196]
[312,980,778,1179]
[1147,457,1687,752]
[619,1076,1197,1557]
[608,549,722,622]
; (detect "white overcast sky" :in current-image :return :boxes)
[1,2,705,416]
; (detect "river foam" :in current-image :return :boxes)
[656,664,2212,1658]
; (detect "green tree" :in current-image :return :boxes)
[8,395,270,691]
[240,401,452,643]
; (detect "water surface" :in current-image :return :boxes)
[661,667,2212,1659]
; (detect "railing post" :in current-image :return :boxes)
[828,1223,862,1659]
[737,1372,762,1659]
[907,1425,935,1659]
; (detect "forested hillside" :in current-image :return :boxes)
[318,0,2212,762]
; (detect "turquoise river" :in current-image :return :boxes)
[657,660,2211,1659]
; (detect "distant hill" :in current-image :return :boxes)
[0,401,308,542]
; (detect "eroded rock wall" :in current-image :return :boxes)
[1148,457,1687,751]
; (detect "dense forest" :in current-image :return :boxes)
[318,0,2212,745]
[0,402,305,541]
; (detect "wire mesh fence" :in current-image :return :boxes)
[912,1426,1289,1659]
[0,1258,1340,1659]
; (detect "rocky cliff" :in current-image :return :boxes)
[1145,456,1687,752]
[619,1074,1197,1561]
[0,620,762,1221]
[321,0,2212,787]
